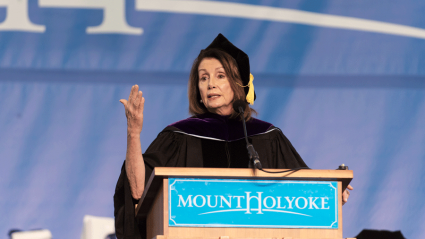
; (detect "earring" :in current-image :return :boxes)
[200,99,203,103]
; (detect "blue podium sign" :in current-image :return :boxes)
[168,178,338,229]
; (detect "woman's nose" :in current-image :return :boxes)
[208,77,217,89]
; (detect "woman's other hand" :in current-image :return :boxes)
[342,184,353,205]
[120,85,145,134]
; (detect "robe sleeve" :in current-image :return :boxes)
[113,129,186,239]
[272,128,309,169]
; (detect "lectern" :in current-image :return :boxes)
[135,167,353,239]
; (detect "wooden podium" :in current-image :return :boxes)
[135,167,353,239]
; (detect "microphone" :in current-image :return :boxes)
[232,99,246,114]
[233,100,263,170]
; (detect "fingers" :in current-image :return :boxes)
[125,85,145,109]
[124,85,145,115]
[119,99,127,106]
[343,190,350,198]
[129,85,139,105]
[127,85,144,110]
[134,86,140,103]
[342,190,349,205]
[124,86,145,133]
[342,185,352,205]
[138,91,144,111]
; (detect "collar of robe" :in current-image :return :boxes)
[168,112,274,142]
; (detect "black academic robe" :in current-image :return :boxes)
[114,113,308,239]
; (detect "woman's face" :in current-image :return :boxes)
[198,58,234,115]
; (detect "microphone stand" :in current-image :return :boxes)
[234,100,309,174]
[236,105,263,170]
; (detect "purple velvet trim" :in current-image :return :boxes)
[168,113,274,141]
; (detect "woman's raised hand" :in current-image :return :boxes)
[120,85,145,134]
[120,85,146,199]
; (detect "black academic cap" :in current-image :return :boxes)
[204,33,256,102]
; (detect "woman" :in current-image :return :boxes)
[114,34,352,239]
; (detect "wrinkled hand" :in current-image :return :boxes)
[120,85,145,134]
[342,184,353,205]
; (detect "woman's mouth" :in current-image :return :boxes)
[208,94,220,99]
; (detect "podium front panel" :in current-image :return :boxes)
[139,168,352,239]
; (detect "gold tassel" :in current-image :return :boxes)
[246,74,255,105]
[236,73,255,105]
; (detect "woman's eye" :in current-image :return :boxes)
[200,76,208,81]
[218,74,226,79]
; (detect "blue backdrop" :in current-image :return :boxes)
[1,1,425,238]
